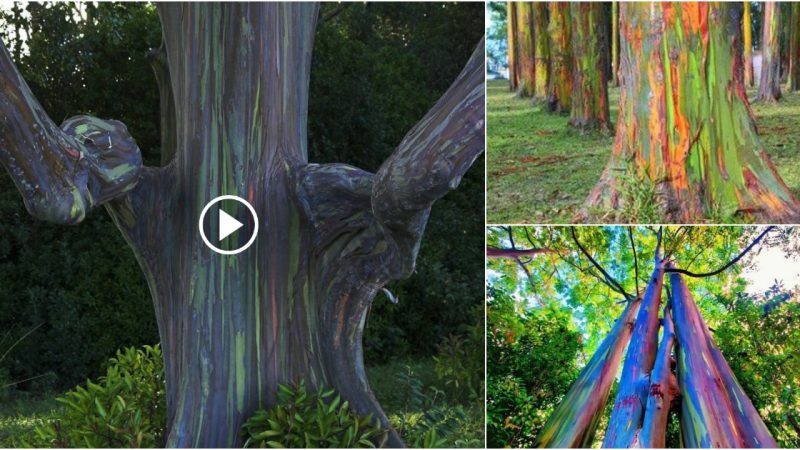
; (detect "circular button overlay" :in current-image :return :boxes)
[198,195,259,255]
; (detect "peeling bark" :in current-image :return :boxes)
[534,297,641,448]
[669,272,778,448]
[603,249,664,448]
[583,2,800,223]
[569,2,611,131]
[546,2,572,114]
[758,2,782,102]
[639,305,679,448]
[0,4,485,447]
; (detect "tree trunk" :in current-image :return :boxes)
[532,2,550,101]
[790,2,800,91]
[758,2,782,102]
[611,2,619,88]
[744,1,755,87]
[534,297,641,448]
[516,2,536,97]
[0,3,485,447]
[603,247,664,448]
[546,1,572,114]
[508,1,519,92]
[583,2,800,223]
[669,271,778,448]
[638,305,679,448]
[569,2,611,131]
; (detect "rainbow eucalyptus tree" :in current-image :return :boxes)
[515,2,536,97]
[744,1,755,87]
[534,227,779,448]
[0,3,484,447]
[584,2,800,223]
[532,2,550,102]
[611,1,619,87]
[758,2,782,102]
[568,2,610,130]
[547,2,572,114]
[790,2,800,91]
[508,0,519,92]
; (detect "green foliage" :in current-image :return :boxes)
[33,345,166,448]
[241,380,385,448]
[486,284,582,448]
[433,309,485,402]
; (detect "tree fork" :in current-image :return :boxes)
[0,3,485,447]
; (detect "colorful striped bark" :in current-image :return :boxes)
[584,2,800,223]
[533,2,550,101]
[639,305,679,448]
[568,2,610,130]
[790,2,800,91]
[508,1,519,92]
[546,1,572,113]
[669,272,778,448]
[534,297,641,448]
[611,2,619,87]
[603,253,665,447]
[758,2,782,102]
[744,1,755,87]
[0,4,485,447]
[516,2,536,97]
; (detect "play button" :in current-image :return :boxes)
[198,195,259,255]
[218,209,243,241]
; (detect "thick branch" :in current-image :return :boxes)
[486,247,558,258]
[665,226,774,278]
[371,38,485,279]
[639,305,679,448]
[0,40,142,224]
[146,42,177,166]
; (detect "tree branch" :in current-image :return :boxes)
[571,227,633,300]
[0,39,143,224]
[665,226,774,278]
[629,226,640,296]
[371,38,485,278]
[320,3,349,24]
[486,247,559,258]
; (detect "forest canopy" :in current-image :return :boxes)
[486,225,800,448]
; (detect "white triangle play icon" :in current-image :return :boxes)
[218,209,244,242]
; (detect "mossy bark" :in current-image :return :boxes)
[584,2,800,223]
[546,2,572,114]
[758,2,782,102]
[569,2,611,131]
[0,3,485,447]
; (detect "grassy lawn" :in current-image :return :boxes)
[0,358,484,448]
[486,78,800,223]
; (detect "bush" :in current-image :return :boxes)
[433,311,485,402]
[241,380,386,448]
[34,345,166,448]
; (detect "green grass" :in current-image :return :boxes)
[486,78,800,223]
[0,359,484,448]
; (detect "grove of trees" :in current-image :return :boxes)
[487,225,800,448]
[500,1,800,223]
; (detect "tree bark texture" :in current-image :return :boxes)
[583,2,800,223]
[758,2,782,102]
[611,1,619,87]
[744,1,755,87]
[669,271,778,448]
[789,2,800,91]
[547,1,572,114]
[532,2,550,101]
[534,297,641,448]
[0,4,485,447]
[638,305,679,448]
[568,2,611,131]
[508,1,519,92]
[603,250,665,448]
[516,2,536,97]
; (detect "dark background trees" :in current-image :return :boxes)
[0,1,483,392]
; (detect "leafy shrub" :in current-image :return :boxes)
[34,345,166,448]
[433,312,484,402]
[241,380,386,448]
